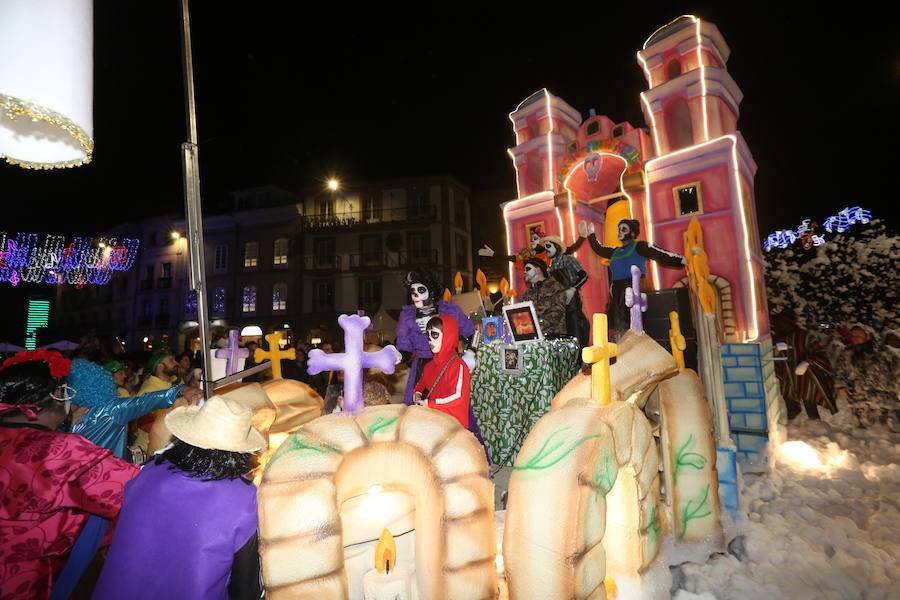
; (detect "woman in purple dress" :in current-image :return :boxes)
[92,395,267,599]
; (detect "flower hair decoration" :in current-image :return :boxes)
[0,349,72,378]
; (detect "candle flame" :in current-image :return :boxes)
[374,528,397,575]
[476,269,489,298]
[442,287,451,302]
[454,271,463,293]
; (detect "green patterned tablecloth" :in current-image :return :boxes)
[471,337,580,466]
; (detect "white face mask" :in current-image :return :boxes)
[618,224,632,241]
[410,284,430,309]
[426,327,443,354]
[543,242,557,258]
[524,264,541,284]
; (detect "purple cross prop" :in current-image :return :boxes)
[214,329,250,376]
[307,313,401,415]
[624,264,647,334]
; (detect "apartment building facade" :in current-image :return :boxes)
[50,175,476,355]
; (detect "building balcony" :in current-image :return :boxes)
[303,250,438,272]
[298,206,437,232]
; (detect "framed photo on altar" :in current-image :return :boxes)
[503,300,543,343]
[481,316,503,344]
[526,221,545,244]
[500,343,522,375]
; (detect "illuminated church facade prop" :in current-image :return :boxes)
[501,15,769,345]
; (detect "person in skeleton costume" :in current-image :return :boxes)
[397,269,490,461]
[520,256,567,338]
[539,235,591,352]
[582,219,687,339]
[413,315,471,429]
[396,269,475,405]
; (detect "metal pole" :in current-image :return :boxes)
[179,0,210,397]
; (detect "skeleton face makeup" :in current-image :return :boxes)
[426,326,443,353]
[524,263,541,284]
[410,283,430,309]
[543,241,558,258]
[618,223,633,242]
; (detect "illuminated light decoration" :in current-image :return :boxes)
[25,298,50,350]
[644,135,760,342]
[0,231,139,286]
[638,15,713,156]
[0,0,94,169]
[763,206,874,251]
[823,205,871,233]
[501,190,556,294]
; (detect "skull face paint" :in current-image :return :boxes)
[410,283,431,309]
[543,241,558,258]
[618,222,633,242]
[524,263,541,284]
[426,325,443,354]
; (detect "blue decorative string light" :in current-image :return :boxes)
[763,206,873,252]
[0,231,139,286]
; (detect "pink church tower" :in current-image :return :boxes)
[500,15,772,345]
[498,14,782,479]
[637,15,770,342]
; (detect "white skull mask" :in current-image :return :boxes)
[583,153,602,182]
[618,223,633,242]
[524,263,541,284]
[543,241,558,258]
[410,284,431,309]
[426,325,443,354]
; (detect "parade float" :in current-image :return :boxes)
[230,13,787,599]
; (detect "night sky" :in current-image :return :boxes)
[1,4,896,241]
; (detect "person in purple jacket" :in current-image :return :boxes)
[396,269,489,463]
[396,268,476,405]
[92,395,267,600]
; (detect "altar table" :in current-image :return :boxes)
[471,337,580,466]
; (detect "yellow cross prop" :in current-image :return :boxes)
[668,310,686,370]
[254,332,295,380]
[582,313,617,406]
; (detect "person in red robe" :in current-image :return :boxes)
[0,349,139,600]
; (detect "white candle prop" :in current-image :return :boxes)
[363,528,411,600]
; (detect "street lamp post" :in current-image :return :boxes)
[179,0,210,396]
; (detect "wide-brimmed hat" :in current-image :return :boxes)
[165,394,266,453]
[539,235,565,254]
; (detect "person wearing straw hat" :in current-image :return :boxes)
[93,395,267,600]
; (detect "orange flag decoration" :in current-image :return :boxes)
[499,278,509,304]
[476,269,489,298]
